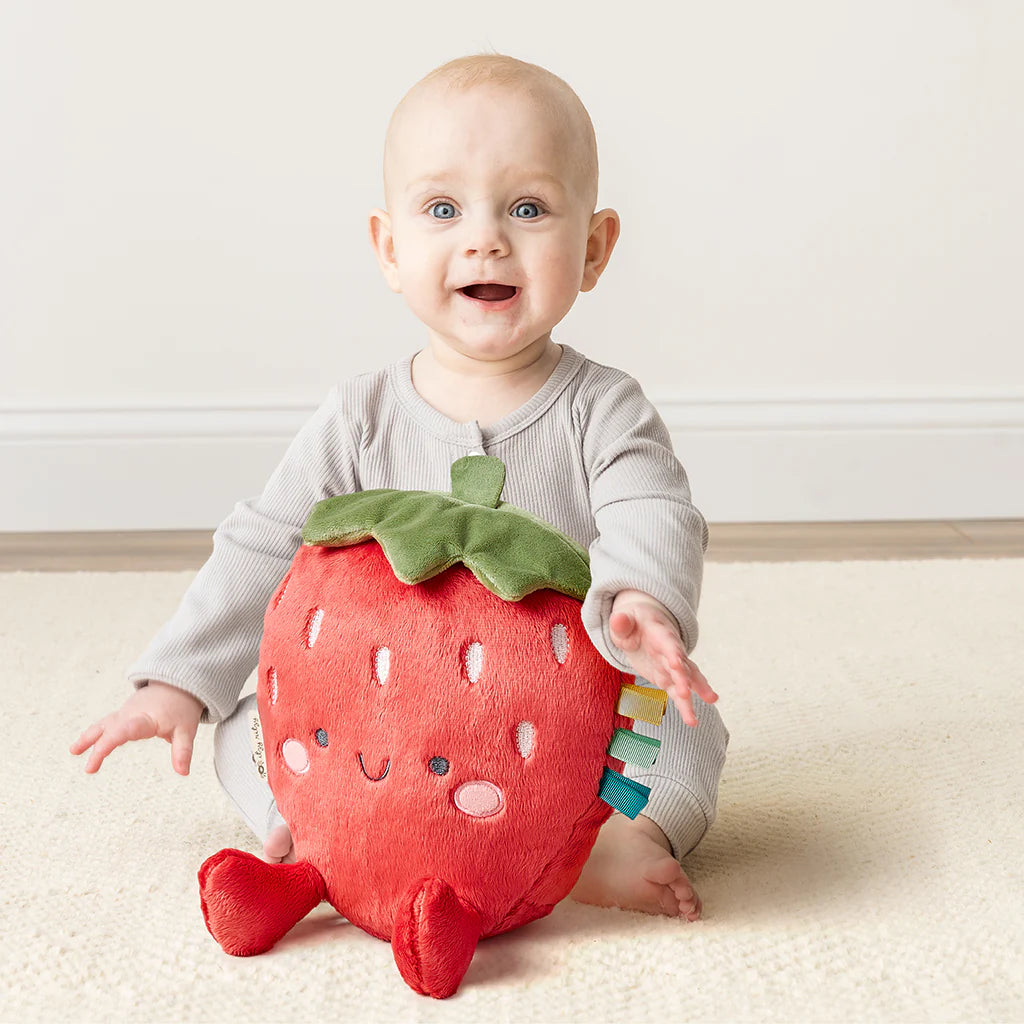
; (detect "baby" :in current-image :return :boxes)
[71,53,728,921]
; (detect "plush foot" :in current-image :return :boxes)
[199,848,326,956]
[393,876,483,999]
[264,823,296,864]
[570,812,702,920]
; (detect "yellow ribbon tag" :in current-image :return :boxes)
[616,683,668,724]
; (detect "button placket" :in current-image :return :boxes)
[466,421,485,457]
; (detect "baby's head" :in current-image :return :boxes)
[369,54,620,366]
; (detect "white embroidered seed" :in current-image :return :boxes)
[305,608,324,648]
[464,641,484,683]
[550,623,568,664]
[515,721,535,758]
[273,573,291,609]
[374,646,391,685]
[268,667,278,705]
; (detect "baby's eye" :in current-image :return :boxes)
[427,201,457,220]
[512,201,544,219]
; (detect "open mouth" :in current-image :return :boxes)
[458,283,520,310]
[459,283,519,302]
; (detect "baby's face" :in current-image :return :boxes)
[373,85,600,364]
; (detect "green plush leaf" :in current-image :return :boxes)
[450,455,506,508]
[301,455,591,601]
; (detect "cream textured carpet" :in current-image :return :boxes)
[2,560,1022,1023]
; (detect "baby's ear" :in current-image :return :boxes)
[368,208,402,293]
[580,208,621,293]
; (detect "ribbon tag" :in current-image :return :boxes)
[598,768,652,819]
[249,706,267,780]
[616,683,668,724]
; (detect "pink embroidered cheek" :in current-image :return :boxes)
[453,780,504,818]
[282,739,310,775]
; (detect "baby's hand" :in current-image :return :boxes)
[70,680,204,775]
[609,589,718,727]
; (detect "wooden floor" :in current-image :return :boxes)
[0,521,1020,571]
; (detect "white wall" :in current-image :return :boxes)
[2,1,1022,529]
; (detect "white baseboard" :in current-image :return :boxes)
[1,396,1022,530]
[657,394,1024,523]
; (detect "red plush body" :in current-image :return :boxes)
[200,540,633,997]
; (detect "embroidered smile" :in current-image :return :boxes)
[358,752,391,781]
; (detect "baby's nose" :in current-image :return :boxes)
[453,780,504,818]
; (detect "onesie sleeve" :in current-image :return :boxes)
[125,384,359,724]
[577,374,709,671]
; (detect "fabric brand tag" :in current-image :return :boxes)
[249,706,267,780]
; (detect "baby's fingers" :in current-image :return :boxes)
[609,609,641,652]
[665,681,699,727]
[170,725,194,776]
[661,657,716,727]
[643,657,697,726]
[671,655,718,704]
[81,713,158,774]
[691,669,718,705]
[70,722,104,757]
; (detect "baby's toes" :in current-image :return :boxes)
[646,872,700,919]
[652,883,684,917]
[640,853,685,888]
[263,823,294,864]
[669,877,703,921]
[639,853,702,919]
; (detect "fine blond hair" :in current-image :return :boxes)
[383,53,600,212]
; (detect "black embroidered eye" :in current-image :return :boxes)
[315,728,329,747]
[429,756,449,776]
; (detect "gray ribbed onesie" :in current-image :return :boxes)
[127,343,728,858]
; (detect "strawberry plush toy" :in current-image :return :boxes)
[198,455,668,998]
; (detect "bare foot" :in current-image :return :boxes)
[570,812,702,920]
[263,823,296,864]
